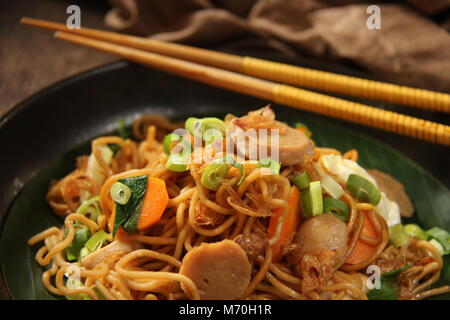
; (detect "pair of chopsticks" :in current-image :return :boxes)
[21,17,450,146]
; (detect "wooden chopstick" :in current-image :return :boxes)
[21,17,450,113]
[51,30,449,146]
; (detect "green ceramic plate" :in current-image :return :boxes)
[2,115,450,299]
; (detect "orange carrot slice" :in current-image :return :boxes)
[268,186,302,262]
[346,211,377,265]
[137,177,169,231]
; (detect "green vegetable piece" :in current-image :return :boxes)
[215,155,245,186]
[76,196,102,221]
[367,265,411,300]
[301,181,323,218]
[85,230,109,252]
[163,133,179,155]
[65,228,91,262]
[78,247,90,262]
[202,117,226,134]
[201,162,227,191]
[165,153,190,172]
[293,172,311,190]
[258,159,281,175]
[110,182,132,205]
[404,224,428,240]
[389,224,410,248]
[185,117,203,138]
[346,174,381,205]
[113,175,148,237]
[323,198,350,222]
[427,227,450,253]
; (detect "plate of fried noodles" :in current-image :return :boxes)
[0,60,449,300]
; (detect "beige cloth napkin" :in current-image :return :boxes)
[105,0,450,92]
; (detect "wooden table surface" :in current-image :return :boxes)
[0,0,116,116]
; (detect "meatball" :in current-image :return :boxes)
[295,214,349,260]
[287,214,349,293]
[179,240,252,300]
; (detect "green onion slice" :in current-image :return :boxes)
[301,181,323,218]
[293,172,310,190]
[76,196,102,221]
[346,174,381,205]
[163,133,180,155]
[427,227,450,252]
[388,224,410,248]
[201,162,227,190]
[323,197,350,222]
[110,182,132,205]
[78,247,90,262]
[202,117,226,134]
[185,117,203,138]
[165,153,190,172]
[85,230,109,252]
[65,227,91,262]
[214,155,245,186]
[258,159,281,175]
[403,224,428,240]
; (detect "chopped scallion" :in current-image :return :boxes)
[215,155,245,186]
[76,196,102,221]
[202,117,226,134]
[427,227,450,253]
[323,197,350,222]
[163,133,181,155]
[389,224,410,248]
[65,228,91,262]
[165,153,190,172]
[110,182,132,205]
[293,172,310,190]
[301,181,323,218]
[346,174,381,205]
[201,162,227,190]
[404,224,428,240]
[185,117,203,138]
[85,230,109,252]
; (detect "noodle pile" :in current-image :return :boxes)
[28,114,450,300]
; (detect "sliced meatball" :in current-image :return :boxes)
[287,214,349,293]
[179,239,251,300]
[367,169,414,217]
[81,240,142,269]
[226,106,315,166]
